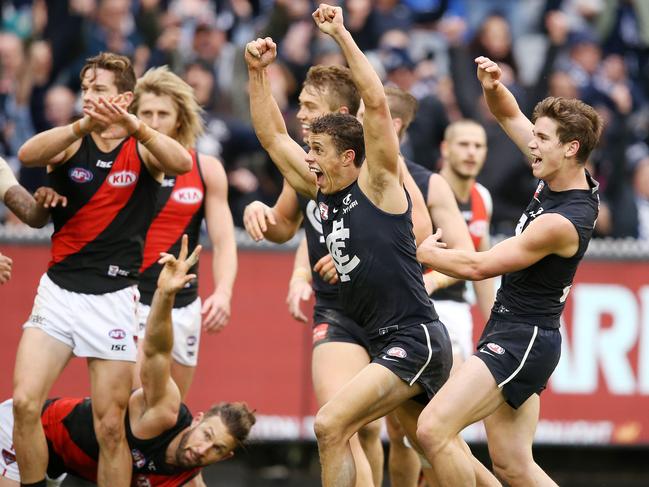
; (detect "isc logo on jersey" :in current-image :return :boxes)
[172,187,203,204]
[69,167,93,183]
[108,170,138,187]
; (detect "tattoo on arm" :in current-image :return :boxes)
[4,185,48,227]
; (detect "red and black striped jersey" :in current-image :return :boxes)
[138,150,206,307]
[42,397,200,486]
[47,135,160,294]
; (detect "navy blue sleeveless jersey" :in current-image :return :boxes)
[493,172,599,328]
[317,181,437,334]
[297,193,341,310]
[42,397,200,486]
[47,136,160,293]
[139,150,206,307]
[405,158,431,198]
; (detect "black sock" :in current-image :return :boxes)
[21,480,47,487]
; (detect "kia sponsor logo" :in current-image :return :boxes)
[487,342,505,355]
[69,167,93,183]
[109,328,126,340]
[172,187,204,204]
[107,170,138,187]
[386,347,407,358]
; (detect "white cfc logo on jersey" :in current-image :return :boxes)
[326,219,360,282]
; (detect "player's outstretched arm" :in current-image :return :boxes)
[134,236,201,425]
[313,5,399,178]
[243,181,303,243]
[245,37,316,199]
[475,56,534,161]
[417,213,578,281]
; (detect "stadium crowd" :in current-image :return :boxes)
[0,0,648,237]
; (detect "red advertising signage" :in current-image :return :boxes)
[0,244,647,445]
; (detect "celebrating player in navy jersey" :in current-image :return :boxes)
[245,6,497,486]
[0,237,255,487]
[14,52,192,487]
[416,56,602,487]
[131,66,237,401]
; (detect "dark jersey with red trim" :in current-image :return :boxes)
[317,181,436,335]
[139,150,206,308]
[42,397,200,486]
[297,193,340,312]
[432,182,492,302]
[47,136,160,294]
[493,172,599,329]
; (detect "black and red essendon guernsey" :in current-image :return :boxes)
[138,150,206,308]
[42,397,200,486]
[47,136,160,294]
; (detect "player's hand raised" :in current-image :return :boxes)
[245,37,277,69]
[157,234,201,295]
[312,4,345,37]
[475,56,502,91]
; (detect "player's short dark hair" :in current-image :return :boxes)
[80,52,136,93]
[532,97,603,164]
[311,113,365,167]
[203,402,256,445]
[304,65,361,117]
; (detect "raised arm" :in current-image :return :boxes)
[313,5,400,179]
[130,236,201,429]
[245,38,316,198]
[475,56,534,161]
[243,180,303,243]
[200,155,237,334]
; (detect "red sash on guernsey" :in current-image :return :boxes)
[140,150,204,273]
[42,398,98,482]
[468,184,489,250]
[49,137,142,268]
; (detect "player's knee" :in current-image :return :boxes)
[94,411,127,448]
[12,393,42,423]
[415,409,448,453]
[490,448,533,485]
[313,406,345,448]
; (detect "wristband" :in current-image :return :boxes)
[71,119,88,138]
[0,158,19,200]
[133,122,156,145]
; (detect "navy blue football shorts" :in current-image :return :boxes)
[475,315,562,409]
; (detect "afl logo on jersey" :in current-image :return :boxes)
[69,167,93,183]
[486,342,505,355]
[107,170,138,187]
[109,328,126,340]
[172,187,204,204]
